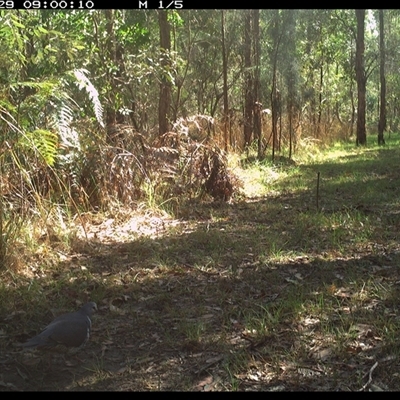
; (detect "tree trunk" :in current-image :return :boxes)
[355,9,367,146]
[221,10,229,152]
[378,9,386,145]
[317,63,323,138]
[270,10,281,161]
[243,10,253,148]
[158,10,171,136]
[252,10,262,159]
[285,9,297,159]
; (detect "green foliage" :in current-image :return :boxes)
[70,68,104,128]
[22,129,59,166]
[0,8,398,142]
[0,8,399,224]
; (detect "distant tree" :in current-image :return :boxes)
[252,10,262,159]
[243,10,253,148]
[270,10,282,160]
[384,10,400,133]
[355,9,367,145]
[378,9,386,145]
[221,10,229,152]
[283,10,298,159]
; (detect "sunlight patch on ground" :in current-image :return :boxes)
[75,211,195,243]
[236,167,281,198]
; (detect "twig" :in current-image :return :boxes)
[359,361,378,391]
[195,355,225,375]
[182,263,219,276]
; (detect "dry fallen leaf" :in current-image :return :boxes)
[194,375,213,391]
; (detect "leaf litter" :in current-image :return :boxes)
[2,148,400,390]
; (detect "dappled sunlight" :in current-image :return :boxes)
[4,137,400,389]
[1,6,400,390]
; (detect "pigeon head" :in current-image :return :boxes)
[80,302,97,317]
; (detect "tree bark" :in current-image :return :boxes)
[243,10,253,148]
[286,9,297,160]
[221,10,229,152]
[378,9,386,145]
[252,10,262,159]
[355,9,367,146]
[270,10,281,160]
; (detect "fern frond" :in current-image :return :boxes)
[24,129,59,166]
[10,80,57,96]
[57,102,74,138]
[72,69,104,128]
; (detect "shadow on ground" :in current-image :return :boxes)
[2,148,400,390]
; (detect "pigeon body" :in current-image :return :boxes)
[23,302,97,351]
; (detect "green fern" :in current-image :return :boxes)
[23,129,59,166]
[72,68,104,128]
[10,80,57,96]
[56,102,75,142]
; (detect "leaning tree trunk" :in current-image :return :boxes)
[355,9,367,146]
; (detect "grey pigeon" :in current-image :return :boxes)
[22,302,97,351]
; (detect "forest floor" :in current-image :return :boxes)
[2,137,400,391]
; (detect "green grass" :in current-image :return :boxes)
[3,134,400,390]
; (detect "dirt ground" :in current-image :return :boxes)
[2,193,400,391]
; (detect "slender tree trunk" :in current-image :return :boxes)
[270,10,281,161]
[355,9,367,146]
[317,63,323,138]
[271,74,278,161]
[252,10,262,159]
[221,10,229,152]
[378,9,386,145]
[243,10,253,148]
[158,10,171,136]
[285,9,297,159]
[278,83,282,152]
[350,79,355,138]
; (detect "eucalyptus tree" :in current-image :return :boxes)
[171,10,243,133]
[174,10,224,117]
[252,10,262,159]
[378,9,386,145]
[355,9,367,145]
[243,10,252,148]
[282,9,298,159]
[268,9,282,159]
[221,10,229,151]
[383,10,400,132]
[296,9,354,140]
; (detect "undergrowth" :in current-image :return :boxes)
[1,134,400,390]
